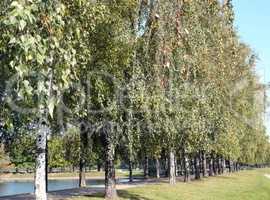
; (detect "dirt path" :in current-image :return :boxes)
[264,174,270,179]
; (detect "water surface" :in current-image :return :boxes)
[0,178,106,197]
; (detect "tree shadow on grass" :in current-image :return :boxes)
[84,190,153,200]
[118,190,153,200]
[215,175,238,180]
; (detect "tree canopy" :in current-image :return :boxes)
[0,0,269,199]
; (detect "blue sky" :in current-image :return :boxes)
[233,0,270,133]
[233,0,270,83]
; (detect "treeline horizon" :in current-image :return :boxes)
[0,0,270,199]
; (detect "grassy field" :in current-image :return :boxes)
[71,168,270,200]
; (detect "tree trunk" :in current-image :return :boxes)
[169,150,176,185]
[105,142,117,199]
[102,122,117,200]
[45,140,48,192]
[229,160,233,173]
[179,155,184,176]
[234,162,237,172]
[212,153,217,175]
[220,157,224,174]
[165,157,169,177]
[202,152,207,177]
[175,157,179,177]
[184,152,190,182]
[237,162,241,171]
[129,160,133,182]
[209,156,214,176]
[228,160,231,172]
[35,121,48,200]
[97,163,102,172]
[155,158,160,179]
[222,158,226,173]
[213,162,217,175]
[79,159,86,187]
[194,154,201,180]
[199,152,203,176]
[144,156,149,179]
[217,156,222,175]
[79,124,87,188]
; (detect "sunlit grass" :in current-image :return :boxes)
[71,168,270,200]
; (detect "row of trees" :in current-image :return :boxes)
[0,0,269,199]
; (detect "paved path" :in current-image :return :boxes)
[0,187,104,200]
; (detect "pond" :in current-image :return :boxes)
[0,178,133,197]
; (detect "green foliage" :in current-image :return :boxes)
[9,131,35,169]
[0,144,10,169]
[0,0,269,172]
[63,127,80,168]
[48,136,68,169]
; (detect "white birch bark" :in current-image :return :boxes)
[169,150,176,185]
[35,122,48,200]
[156,158,160,179]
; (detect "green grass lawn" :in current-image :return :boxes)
[72,168,270,200]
